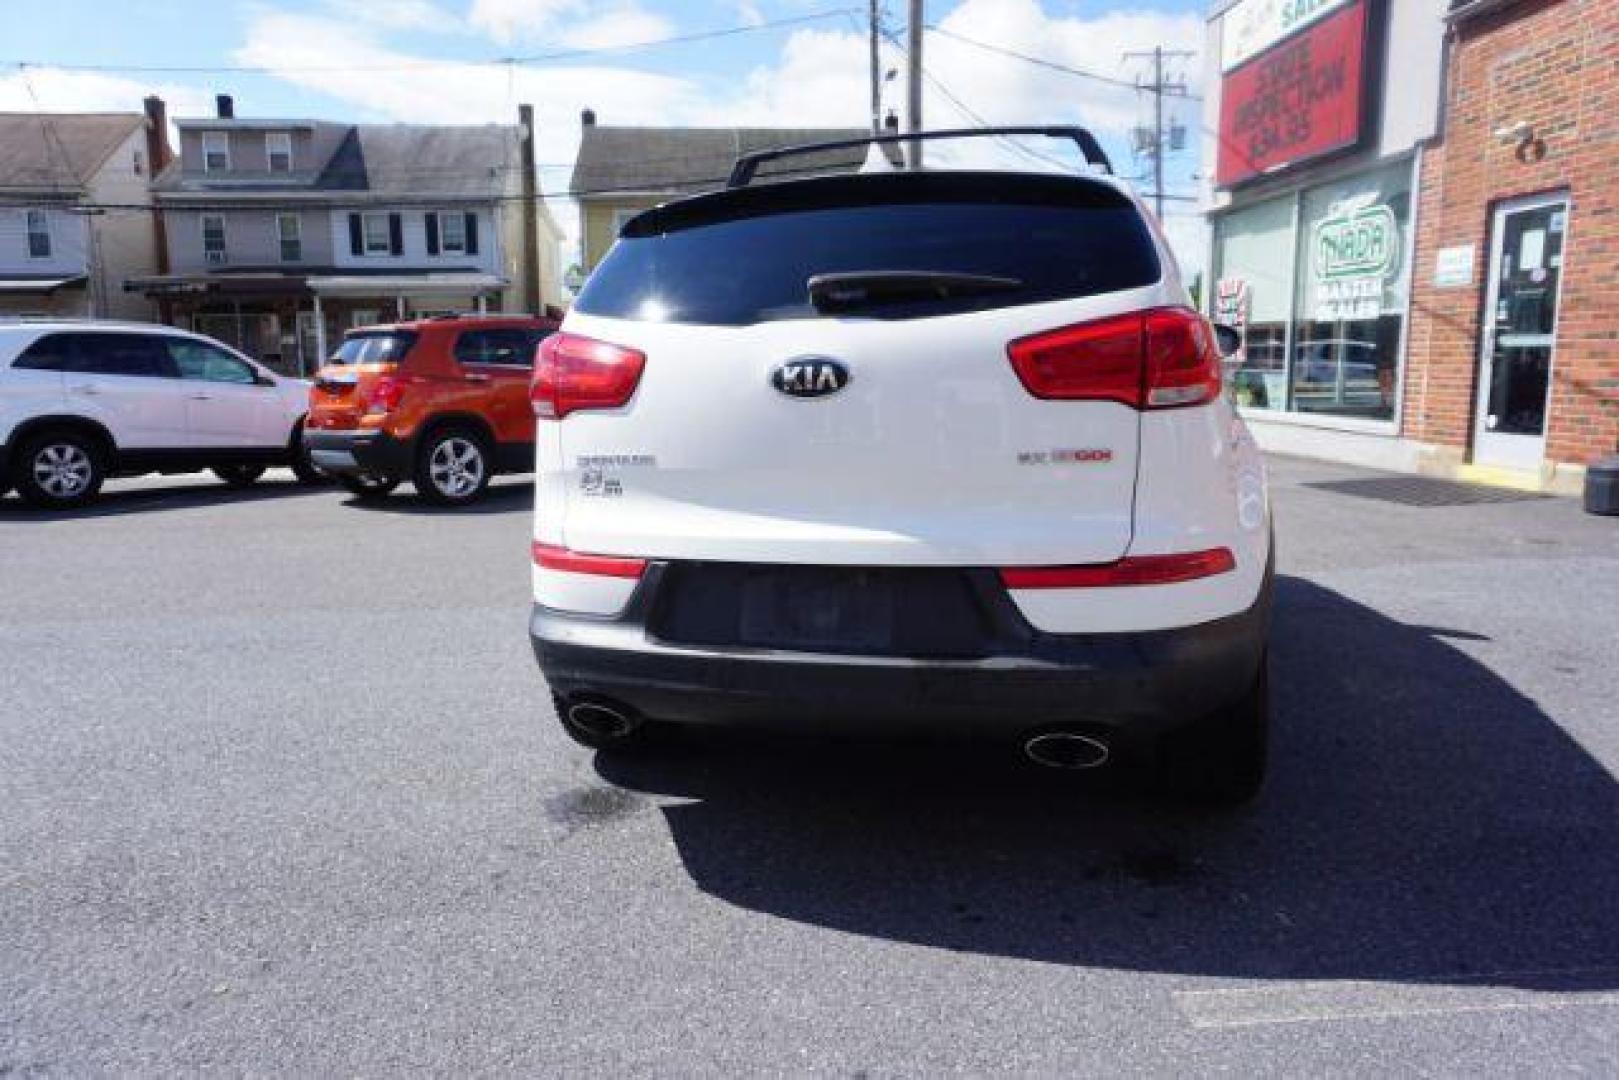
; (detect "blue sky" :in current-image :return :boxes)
[0,0,1210,271]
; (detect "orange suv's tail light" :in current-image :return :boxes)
[532,332,647,419]
[1007,307,1221,410]
[364,374,407,415]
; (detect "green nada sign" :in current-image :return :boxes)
[1312,200,1399,321]
[1315,203,1397,280]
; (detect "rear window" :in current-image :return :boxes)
[330,331,417,365]
[575,173,1160,326]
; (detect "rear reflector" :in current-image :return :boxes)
[1007,306,1222,410]
[531,542,647,579]
[999,547,1236,589]
[532,332,647,419]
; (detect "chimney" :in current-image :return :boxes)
[518,104,541,316]
[216,94,234,120]
[142,95,172,173]
[581,107,596,127]
[143,96,173,275]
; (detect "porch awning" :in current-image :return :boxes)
[0,275,87,294]
[123,273,311,298]
[306,273,507,297]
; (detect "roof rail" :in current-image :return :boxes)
[726,125,1113,189]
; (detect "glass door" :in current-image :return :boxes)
[1473,195,1568,470]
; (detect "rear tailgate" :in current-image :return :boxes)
[551,171,1175,567]
[306,329,420,430]
[308,364,392,429]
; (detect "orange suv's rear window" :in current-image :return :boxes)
[329,331,417,365]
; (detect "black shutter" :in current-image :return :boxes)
[464,211,479,255]
[388,213,403,256]
[348,213,363,256]
[425,212,439,256]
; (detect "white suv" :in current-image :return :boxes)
[0,321,319,508]
[528,129,1273,803]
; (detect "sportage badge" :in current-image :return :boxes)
[771,358,851,399]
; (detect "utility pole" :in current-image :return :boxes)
[1122,46,1192,220]
[869,0,882,136]
[905,0,923,168]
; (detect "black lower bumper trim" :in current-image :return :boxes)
[531,561,1272,739]
[302,428,412,480]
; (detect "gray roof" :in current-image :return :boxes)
[570,125,899,197]
[344,124,518,197]
[0,113,142,193]
[156,122,518,199]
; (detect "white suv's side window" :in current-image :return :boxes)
[13,332,177,378]
[168,339,259,384]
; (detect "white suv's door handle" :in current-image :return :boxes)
[188,393,213,401]
[68,383,100,395]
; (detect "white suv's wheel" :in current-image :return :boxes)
[416,429,491,506]
[15,430,105,509]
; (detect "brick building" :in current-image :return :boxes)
[1405,0,1618,488]
[1202,0,1617,492]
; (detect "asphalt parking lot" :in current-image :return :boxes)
[2,455,1617,1075]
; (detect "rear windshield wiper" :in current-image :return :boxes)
[807,270,1024,312]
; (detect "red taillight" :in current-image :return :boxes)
[999,547,1236,589]
[365,374,407,414]
[532,332,647,419]
[531,541,646,579]
[1006,307,1221,410]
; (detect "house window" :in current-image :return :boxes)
[265,132,292,173]
[26,210,51,259]
[202,214,227,263]
[363,213,392,255]
[202,131,230,172]
[276,214,301,262]
[439,212,466,253]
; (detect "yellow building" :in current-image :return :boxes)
[568,109,894,276]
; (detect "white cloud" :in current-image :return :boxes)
[0,66,215,148]
[736,0,765,29]
[230,0,1211,274]
[324,0,456,31]
[556,5,675,51]
[467,0,583,44]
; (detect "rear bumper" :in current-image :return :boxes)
[302,427,411,479]
[530,560,1272,741]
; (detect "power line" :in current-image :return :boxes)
[929,26,1202,101]
[0,8,860,75]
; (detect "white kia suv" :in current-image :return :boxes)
[528,129,1272,802]
[0,321,320,508]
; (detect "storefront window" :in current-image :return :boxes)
[1289,162,1410,421]
[1213,196,1293,411]
[1211,159,1413,424]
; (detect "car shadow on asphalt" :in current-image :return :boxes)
[0,477,333,520]
[593,575,1619,989]
[337,480,534,515]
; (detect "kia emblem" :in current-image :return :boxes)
[771,357,851,399]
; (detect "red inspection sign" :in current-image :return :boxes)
[1216,0,1368,187]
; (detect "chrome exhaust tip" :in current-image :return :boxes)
[1023,731,1111,770]
[566,700,640,740]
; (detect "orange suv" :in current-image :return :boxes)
[303,315,557,505]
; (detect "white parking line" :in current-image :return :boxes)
[1174,971,1619,1029]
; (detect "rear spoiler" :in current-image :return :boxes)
[726,126,1113,189]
